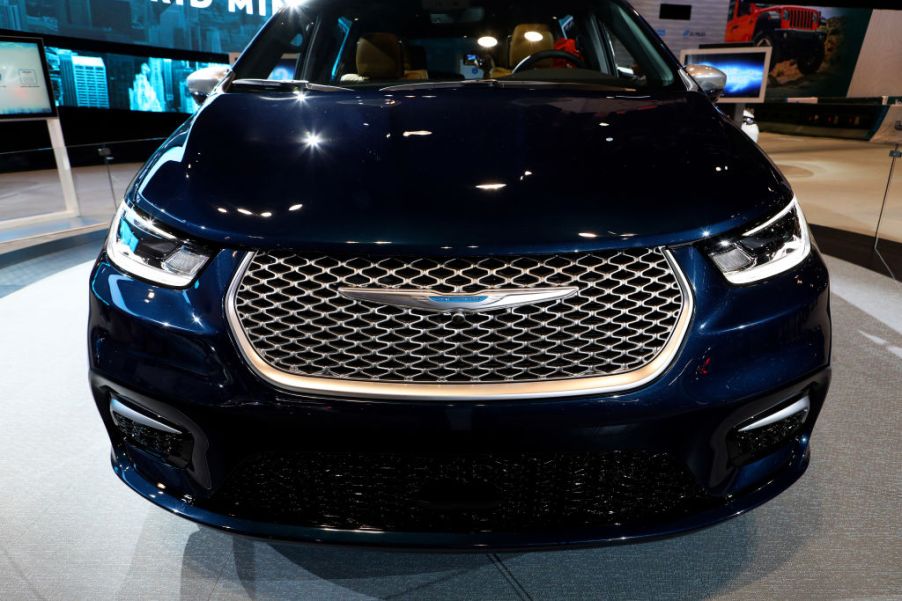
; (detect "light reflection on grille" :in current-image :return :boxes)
[233,250,684,384]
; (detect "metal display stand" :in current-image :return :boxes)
[46,117,81,217]
[875,144,899,243]
[872,144,899,279]
[0,116,81,230]
[870,105,902,279]
[0,34,81,230]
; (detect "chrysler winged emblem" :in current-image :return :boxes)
[337,287,579,313]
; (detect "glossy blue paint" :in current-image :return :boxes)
[131,87,790,255]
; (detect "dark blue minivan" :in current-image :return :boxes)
[88,0,831,548]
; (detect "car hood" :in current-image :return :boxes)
[133,86,792,254]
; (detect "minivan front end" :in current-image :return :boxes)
[87,0,831,548]
[89,206,830,547]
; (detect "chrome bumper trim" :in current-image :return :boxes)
[110,397,182,435]
[739,395,811,432]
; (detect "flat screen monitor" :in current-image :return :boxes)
[680,47,772,104]
[0,35,57,120]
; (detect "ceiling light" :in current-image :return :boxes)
[478,36,498,49]
[524,31,544,42]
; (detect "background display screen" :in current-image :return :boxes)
[0,1,269,54]
[0,36,55,119]
[682,48,771,103]
[45,45,227,114]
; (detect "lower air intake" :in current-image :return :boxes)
[114,414,188,460]
[730,396,811,464]
[212,450,713,532]
[732,412,808,462]
[110,398,191,464]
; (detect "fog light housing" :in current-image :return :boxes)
[110,397,192,467]
[729,395,810,464]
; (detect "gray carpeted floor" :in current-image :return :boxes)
[0,257,899,600]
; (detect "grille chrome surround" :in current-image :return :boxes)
[226,249,693,401]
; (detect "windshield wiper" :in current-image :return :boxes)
[379,80,496,92]
[380,79,567,92]
[230,79,353,93]
[380,79,635,93]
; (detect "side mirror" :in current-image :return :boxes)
[187,66,230,105]
[685,64,727,100]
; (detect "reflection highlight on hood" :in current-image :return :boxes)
[476,183,507,191]
[303,132,324,149]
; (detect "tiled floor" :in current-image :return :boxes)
[0,257,900,600]
[0,237,102,298]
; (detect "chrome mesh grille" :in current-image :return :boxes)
[232,249,685,384]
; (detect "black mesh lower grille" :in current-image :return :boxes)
[211,451,713,533]
[114,415,189,462]
[733,411,808,462]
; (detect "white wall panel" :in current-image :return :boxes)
[630,0,728,58]
[847,10,902,98]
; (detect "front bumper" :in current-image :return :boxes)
[88,245,832,548]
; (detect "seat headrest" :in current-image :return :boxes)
[357,33,402,80]
[509,24,554,68]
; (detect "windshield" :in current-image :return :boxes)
[233,0,679,91]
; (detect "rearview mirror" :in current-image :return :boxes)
[685,64,727,100]
[187,66,230,105]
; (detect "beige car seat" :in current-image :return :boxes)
[490,24,554,79]
[342,33,403,82]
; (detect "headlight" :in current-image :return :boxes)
[707,199,811,285]
[106,203,212,287]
